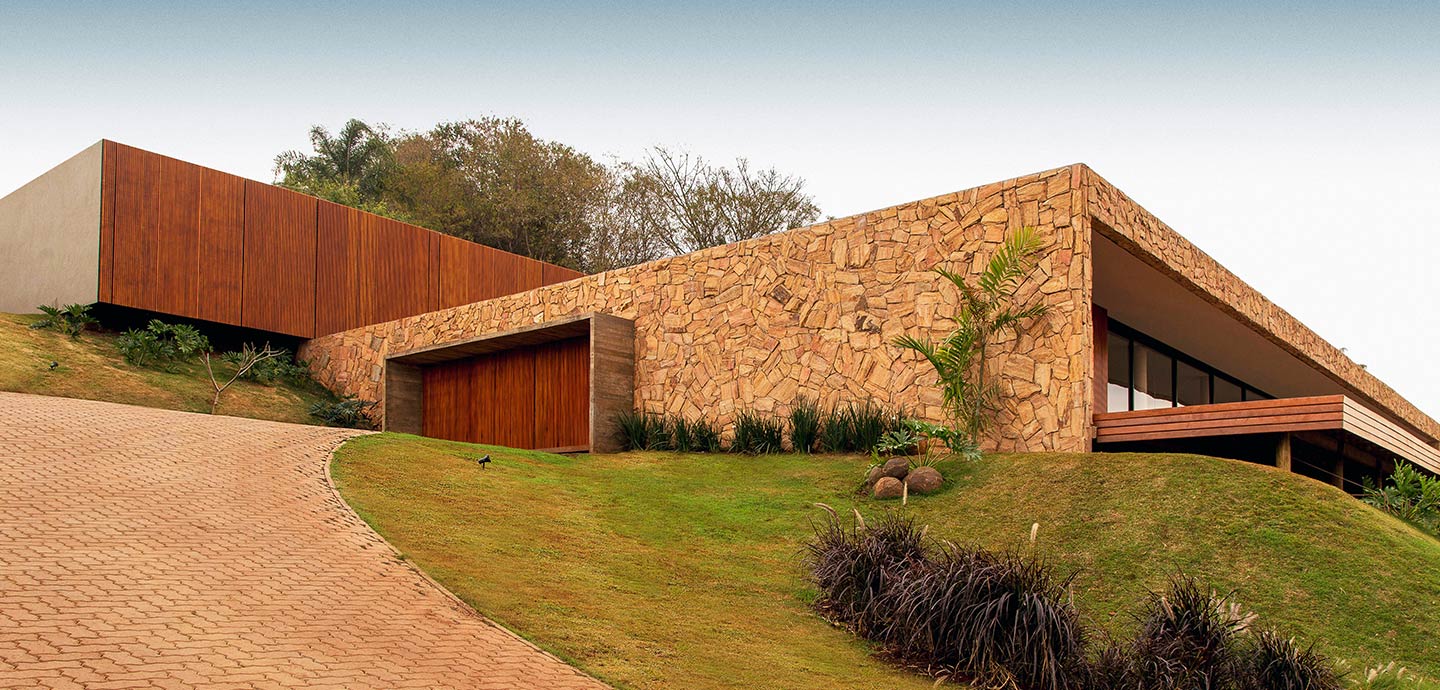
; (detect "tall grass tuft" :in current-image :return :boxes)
[672,417,695,452]
[805,509,927,633]
[789,397,821,454]
[615,410,672,451]
[690,419,723,452]
[1237,630,1341,690]
[1126,574,1253,689]
[732,410,785,454]
[819,401,897,453]
[878,544,1087,690]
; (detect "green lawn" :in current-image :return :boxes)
[0,312,338,425]
[332,435,1440,689]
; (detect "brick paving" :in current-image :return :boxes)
[0,392,606,689]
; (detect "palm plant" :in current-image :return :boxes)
[893,227,1049,452]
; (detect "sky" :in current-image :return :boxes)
[2,1,1438,417]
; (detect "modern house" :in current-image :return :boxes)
[4,143,1437,491]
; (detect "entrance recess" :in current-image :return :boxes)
[383,313,635,453]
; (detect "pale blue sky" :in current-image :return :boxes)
[3,1,1438,416]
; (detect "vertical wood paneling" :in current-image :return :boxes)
[98,141,117,302]
[99,142,579,338]
[488,348,537,449]
[315,200,361,335]
[154,155,201,318]
[1093,305,1109,418]
[196,169,245,324]
[534,337,590,449]
[241,180,317,336]
[423,359,476,442]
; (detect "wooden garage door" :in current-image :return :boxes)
[421,337,590,451]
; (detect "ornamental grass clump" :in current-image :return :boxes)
[877,544,1087,690]
[1236,630,1342,690]
[789,396,822,453]
[805,507,927,634]
[731,410,785,454]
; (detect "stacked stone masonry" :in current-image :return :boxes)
[303,166,1094,452]
[301,163,1438,452]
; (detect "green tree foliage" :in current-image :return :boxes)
[893,228,1049,455]
[1363,460,1440,535]
[273,118,821,273]
[274,119,402,218]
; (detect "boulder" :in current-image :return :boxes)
[873,476,904,499]
[880,457,910,480]
[865,464,886,487]
[904,466,943,495]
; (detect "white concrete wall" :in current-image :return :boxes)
[0,142,103,313]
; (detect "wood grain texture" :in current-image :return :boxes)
[241,180,317,336]
[98,141,117,302]
[196,168,244,324]
[535,337,590,450]
[98,142,579,337]
[1092,305,1108,419]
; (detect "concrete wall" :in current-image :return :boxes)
[301,166,1094,453]
[0,142,102,313]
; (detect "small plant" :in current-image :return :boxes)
[789,397,821,454]
[116,319,211,369]
[615,410,672,451]
[203,343,286,414]
[29,303,98,338]
[905,418,981,463]
[1363,460,1440,536]
[1237,630,1341,690]
[309,395,378,429]
[875,424,920,457]
[690,419,723,452]
[894,228,1050,453]
[1124,574,1255,689]
[672,417,696,452]
[819,404,854,453]
[818,401,897,453]
[1350,663,1436,690]
[805,507,927,633]
[223,348,314,386]
[731,410,785,454]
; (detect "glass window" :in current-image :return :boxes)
[1132,343,1174,410]
[1106,332,1131,412]
[1176,361,1210,407]
[1213,376,1243,404]
[1244,388,1272,401]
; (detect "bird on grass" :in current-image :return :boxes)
[48,361,59,371]
[475,454,491,469]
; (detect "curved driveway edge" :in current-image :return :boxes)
[0,392,606,689]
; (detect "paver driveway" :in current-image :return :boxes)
[0,392,605,689]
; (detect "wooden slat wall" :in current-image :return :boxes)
[420,337,590,451]
[196,168,245,324]
[1092,305,1108,416]
[100,141,583,338]
[241,180,318,336]
[535,337,590,450]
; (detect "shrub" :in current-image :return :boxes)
[732,410,785,454]
[789,397,821,453]
[116,320,211,369]
[308,396,378,429]
[879,544,1087,690]
[1236,630,1341,690]
[1124,574,1253,690]
[805,508,927,633]
[29,303,97,338]
[615,410,672,451]
[690,419,723,453]
[1363,461,1440,536]
[223,348,314,386]
[819,404,854,453]
[819,401,896,453]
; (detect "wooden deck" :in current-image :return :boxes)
[1094,395,1440,473]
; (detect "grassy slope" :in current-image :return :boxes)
[0,312,335,424]
[333,435,1440,689]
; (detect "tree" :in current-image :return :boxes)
[385,118,614,270]
[273,119,400,217]
[893,228,1050,455]
[617,147,821,256]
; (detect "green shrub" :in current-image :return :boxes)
[223,348,313,386]
[116,320,211,369]
[1363,461,1440,536]
[617,410,663,451]
[819,401,897,453]
[789,397,821,454]
[690,419,723,453]
[29,303,98,338]
[672,417,695,452]
[732,410,784,454]
[308,396,377,429]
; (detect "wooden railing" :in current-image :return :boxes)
[1094,395,1440,473]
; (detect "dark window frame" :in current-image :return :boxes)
[1106,319,1274,412]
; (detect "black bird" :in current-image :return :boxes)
[475,454,491,469]
[48,361,58,371]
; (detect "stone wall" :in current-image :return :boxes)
[1082,167,1440,443]
[301,165,1095,453]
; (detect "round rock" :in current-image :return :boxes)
[880,457,910,480]
[873,476,904,500]
[865,464,886,487]
[904,466,943,495]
